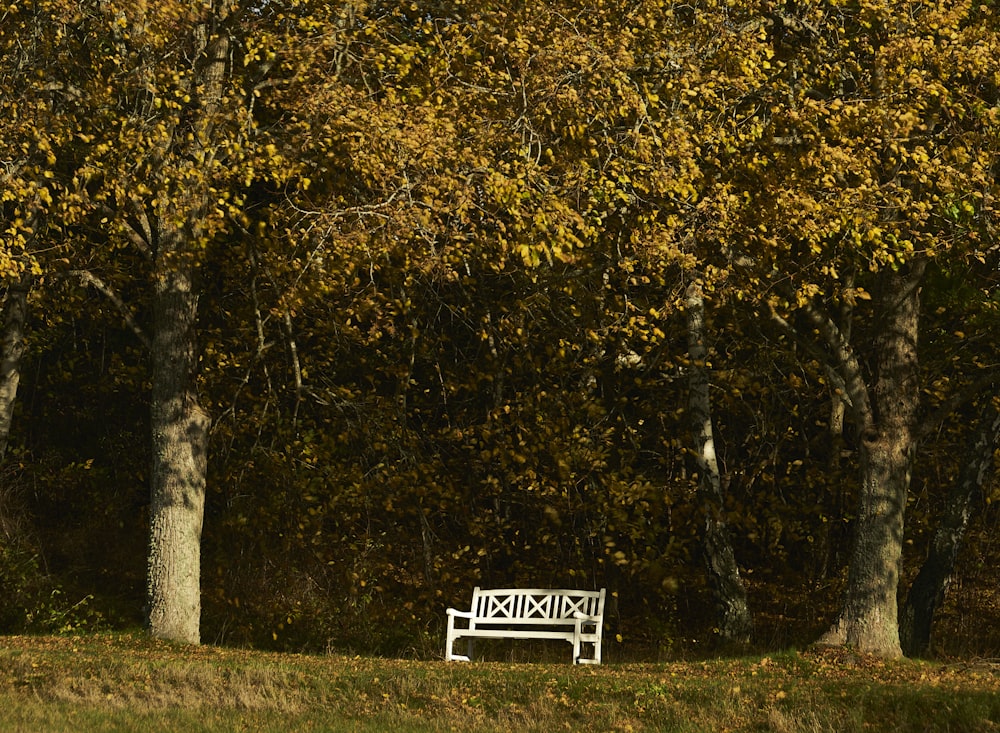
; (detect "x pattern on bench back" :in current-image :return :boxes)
[476,589,600,620]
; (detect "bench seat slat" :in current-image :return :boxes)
[472,617,579,626]
[451,629,576,641]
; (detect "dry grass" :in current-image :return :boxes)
[0,633,998,732]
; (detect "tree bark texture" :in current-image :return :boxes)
[685,281,752,643]
[0,275,29,461]
[146,261,209,645]
[820,260,925,658]
[900,394,1000,657]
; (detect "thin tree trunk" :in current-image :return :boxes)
[818,289,853,581]
[0,274,30,460]
[819,260,925,658]
[900,393,1000,657]
[685,280,752,643]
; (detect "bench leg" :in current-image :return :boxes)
[445,628,473,662]
[446,625,466,661]
[573,630,602,664]
[576,645,601,664]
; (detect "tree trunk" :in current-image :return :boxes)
[685,280,752,643]
[900,394,1000,657]
[819,260,925,658]
[146,256,210,645]
[0,275,30,460]
[145,14,229,645]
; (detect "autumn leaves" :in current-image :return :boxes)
[0,1,997,653]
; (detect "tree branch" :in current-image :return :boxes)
[283,308,303,425]
[799,299,872,429]
[70,270,151,350]
[96,204,154,259]
[764,300,865,419]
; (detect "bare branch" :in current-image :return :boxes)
[70,270,151,350]
[800,299,872,428]
[283,308,303,426]
[765,300,870,424]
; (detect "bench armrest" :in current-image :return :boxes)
[572,611,601,622]
[446,608,475,619]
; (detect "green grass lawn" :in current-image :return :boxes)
[0,633,997,732]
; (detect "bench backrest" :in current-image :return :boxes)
[468,587,606,625]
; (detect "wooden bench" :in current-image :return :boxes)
[445,587,606,664]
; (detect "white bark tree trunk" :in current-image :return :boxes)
[685,280,752,643]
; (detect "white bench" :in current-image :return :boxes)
[445,587,606,664]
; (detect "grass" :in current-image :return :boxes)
[0,633,998,732]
